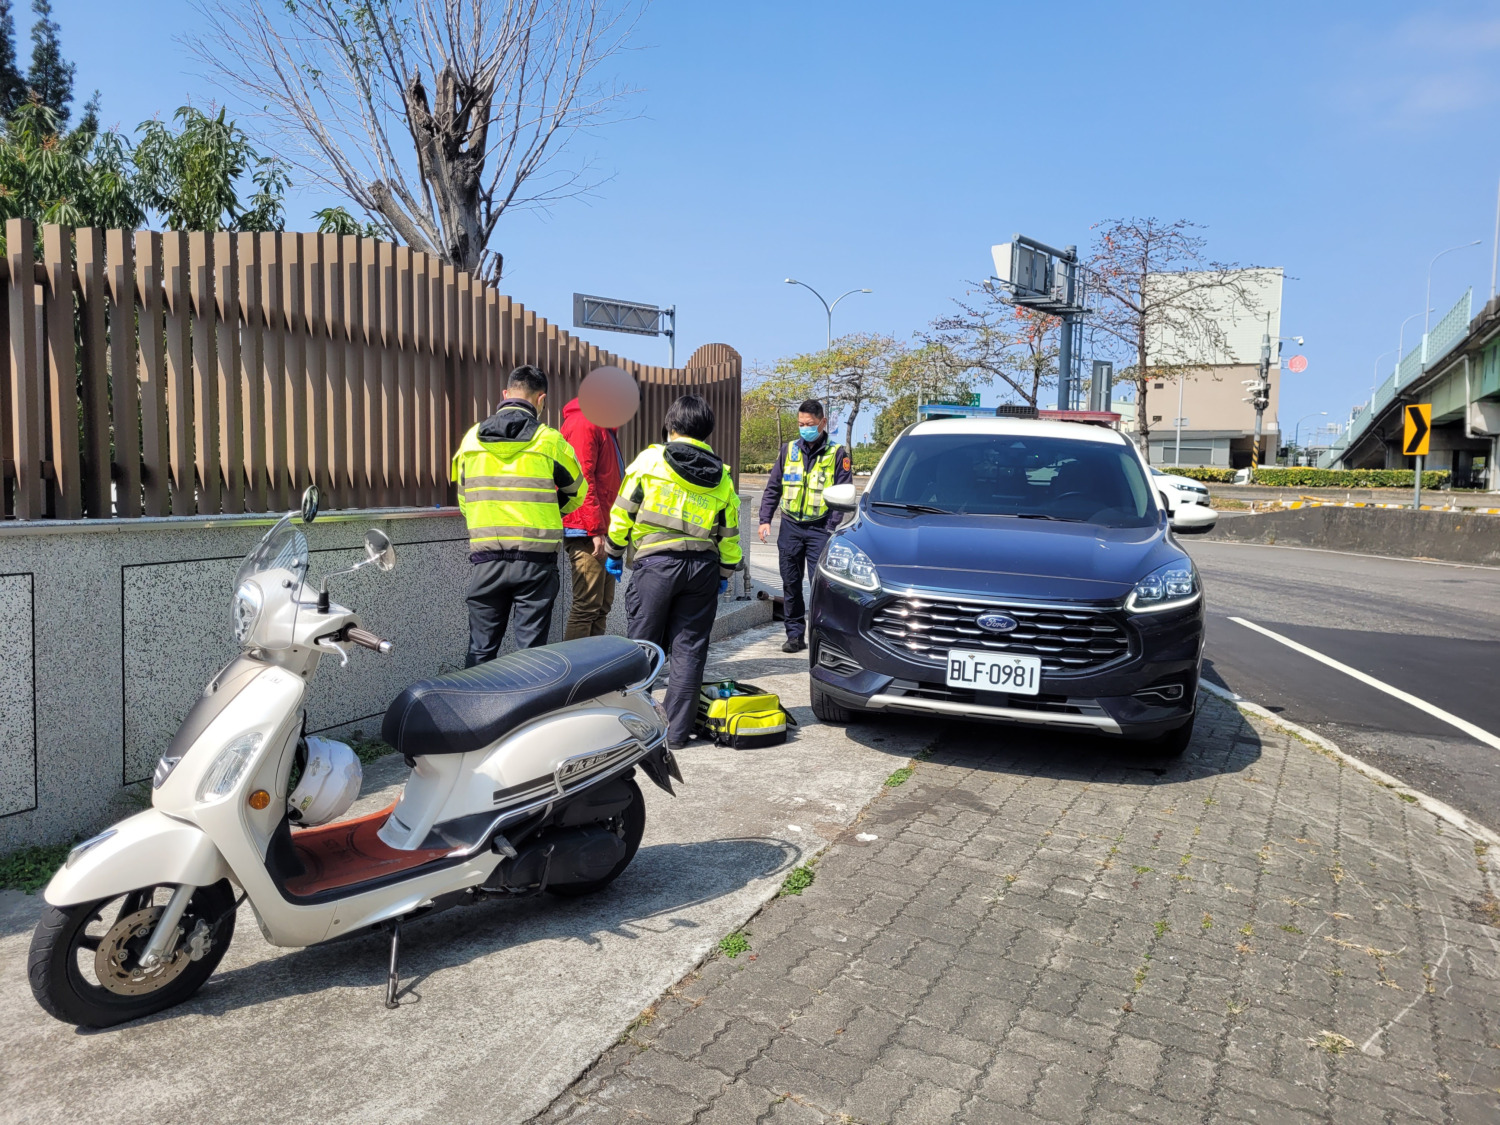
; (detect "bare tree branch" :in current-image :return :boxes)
[186,0,641,281]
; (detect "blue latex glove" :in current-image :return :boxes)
[604,556,623,579]
[718,578,729,595]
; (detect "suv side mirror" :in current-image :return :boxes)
[823,483,857,511]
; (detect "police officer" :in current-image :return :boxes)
[451,364,587,665]
[604,394,742,750]
[758,399,853,653]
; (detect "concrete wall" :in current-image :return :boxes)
[1204,506,1500,566]
[0,496,767,848]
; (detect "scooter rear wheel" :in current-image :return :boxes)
[547,777,647,898]
[27,879,237,1028]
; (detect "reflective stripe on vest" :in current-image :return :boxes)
[779,441,841,522]
[608,443,741,569]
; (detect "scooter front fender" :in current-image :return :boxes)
[44,809,231,907]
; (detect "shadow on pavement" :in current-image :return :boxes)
[79,835,799,1032]
[837,694,1262,787]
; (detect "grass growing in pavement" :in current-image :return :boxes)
[779,865,815,897]
[884,766,914,787]
[346,731,396,765]
[1307,1030,1356,1055]
[719,931,750,959]
[0,840,75,894]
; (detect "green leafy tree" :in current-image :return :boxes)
[25,0,71,125]
[314,205,383,239]
[0,101,140,252]
[925,289,1059,408]
[774,334,903,449]
[0,0,26,116]
[740,363,813,468]
[134,106,287,231]
[873,343,976,450]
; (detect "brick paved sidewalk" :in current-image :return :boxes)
[537,695,1500,1125]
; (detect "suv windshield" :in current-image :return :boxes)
[868,430,1155,528]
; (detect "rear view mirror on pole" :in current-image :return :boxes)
[823,483,857,511]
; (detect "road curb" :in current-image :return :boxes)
[1200,681,1500,849]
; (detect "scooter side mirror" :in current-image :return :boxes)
[301,486,321,525]
[365,529,396,571]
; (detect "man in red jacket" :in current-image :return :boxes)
[560,397,626,639]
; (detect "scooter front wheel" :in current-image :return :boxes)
[27,879,237,1028]
[547,777,647,898]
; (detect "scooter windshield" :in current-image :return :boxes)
[231,515,310,649]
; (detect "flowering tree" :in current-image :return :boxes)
[924,289,1059,406]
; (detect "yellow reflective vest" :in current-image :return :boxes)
[451,404,586,557]
[779,440,846,523]
[606,438,743,577]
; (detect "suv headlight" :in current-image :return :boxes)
[820,538,880,592]
[231,580,263,645]
[1127,560,1200,613]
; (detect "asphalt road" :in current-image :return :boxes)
[1183,537,1500,832]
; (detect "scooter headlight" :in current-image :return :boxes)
[231,580,263,645]
[197,732,265,802]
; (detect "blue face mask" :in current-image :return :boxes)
[799,425,822,443]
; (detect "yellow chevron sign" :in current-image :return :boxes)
[1403,403,1431,457]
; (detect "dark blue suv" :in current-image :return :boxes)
[807,417,1204,755]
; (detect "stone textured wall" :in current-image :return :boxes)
[0,496,765,848]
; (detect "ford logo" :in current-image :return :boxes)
[976,613,1018,633]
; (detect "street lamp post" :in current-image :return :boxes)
[1369,351,1391,408]
[1396,309,1430,384]
[1292,412,1327,466]
[784,279,872,349]
[1425,240,1482,336]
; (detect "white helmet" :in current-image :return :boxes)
[287,737,362,827]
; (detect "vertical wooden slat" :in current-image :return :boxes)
[305,236,330,502]
[396,246,416,506]
[76,229,110,516]
[442,263,460,456]
[323,235,347,508]
[188,232,220,514]
[106,230,139,518]
[42,225,81,518]
[236,233,266,512]
[344,235,368,509]
[474,281,491,422]
[135,232,169,517]
[543,322,559,428]
[411,252,431,503]
[162,232,193,514]
[379,242,399,507]
[7,219,41,518]
[456,271,474,441]
[284,233,308,499]
[429,259,449,503]
[214,232,243,513]
[0,266,9,519]
[365,243,386,505]
[260,233,288,511]
[486,291,504,410]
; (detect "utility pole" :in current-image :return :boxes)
[1056,247,1078,410]
[1244,316,1272,478]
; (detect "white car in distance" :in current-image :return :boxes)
[1151,468,1217,532]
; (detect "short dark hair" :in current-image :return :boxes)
[798,399,825,420]
[507,364,548,395]
[664,393,715,441]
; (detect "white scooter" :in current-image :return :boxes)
[28,488,680,1028]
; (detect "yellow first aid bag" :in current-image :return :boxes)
[695,680,797,749]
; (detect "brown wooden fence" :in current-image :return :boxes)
[0,220,741,520]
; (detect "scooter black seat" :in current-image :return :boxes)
[381,636,654,757]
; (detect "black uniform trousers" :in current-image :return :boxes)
[465,555,560,666]
[623,553,720,746]
[778,519,831,643]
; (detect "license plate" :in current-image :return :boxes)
[945,649,1042,695]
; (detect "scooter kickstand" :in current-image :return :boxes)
[385,920,401,1010]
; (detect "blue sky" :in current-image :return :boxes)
[57,0,1500,442]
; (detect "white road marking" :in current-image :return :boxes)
[1228,616,1500,752]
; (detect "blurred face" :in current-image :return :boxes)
[579,365,640,428]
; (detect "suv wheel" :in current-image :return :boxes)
[1146,713,1195,758]
[810,680,857,724]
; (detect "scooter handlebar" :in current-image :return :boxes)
[345,626,394,656]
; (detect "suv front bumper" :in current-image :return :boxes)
[808,574,1204,740]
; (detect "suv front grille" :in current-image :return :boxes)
[869,594,1130,673]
